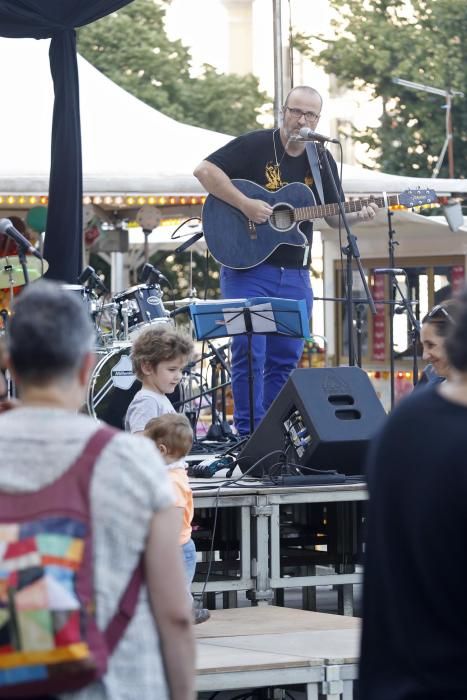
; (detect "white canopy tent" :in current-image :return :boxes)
[1,37,466,201]
[0,37,230,197]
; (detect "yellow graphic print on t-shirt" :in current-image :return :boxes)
[264,162,315,191]
[264,163,285,191]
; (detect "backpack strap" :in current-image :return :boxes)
[69,424,119,492]
[305,141,325,205]
[74,426,144,654]
[105,558,144,653]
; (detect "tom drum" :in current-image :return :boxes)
[112,284,171,339]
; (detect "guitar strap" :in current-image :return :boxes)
[305,142,325,206]
[299,141,325,267]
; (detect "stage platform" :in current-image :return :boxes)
[196,605,360,698]
[191,478,367,614]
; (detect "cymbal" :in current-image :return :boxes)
[171,297,200,307]
[171,297,223,307]
[0,255,49,289]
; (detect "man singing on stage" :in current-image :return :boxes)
[194,85,378,436]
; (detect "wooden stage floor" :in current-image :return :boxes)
[196,605,360,698]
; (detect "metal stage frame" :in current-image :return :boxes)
[191,480,367,616]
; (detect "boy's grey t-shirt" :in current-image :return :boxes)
[125,388,175,433]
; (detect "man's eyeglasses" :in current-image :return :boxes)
[285,106,320,122]
[427,304,454,323]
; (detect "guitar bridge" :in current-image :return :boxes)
[247,220,257,240]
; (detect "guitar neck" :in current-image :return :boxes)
[295,193,401,222]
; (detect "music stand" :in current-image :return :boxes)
[189,296,310,434]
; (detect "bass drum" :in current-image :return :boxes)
[87,344,182,429]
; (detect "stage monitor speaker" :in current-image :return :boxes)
[238,366,387,477]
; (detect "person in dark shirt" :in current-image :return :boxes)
[194,85,378,434]
[360,288,467,699]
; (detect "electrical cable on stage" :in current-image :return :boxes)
[192,450,288,604]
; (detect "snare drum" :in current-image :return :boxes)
[86,344,182,429]
[112,284,171,339]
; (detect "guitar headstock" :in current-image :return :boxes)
[398,188,438,208]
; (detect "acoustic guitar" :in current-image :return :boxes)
[202,179,437,270]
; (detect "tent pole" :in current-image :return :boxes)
[272,0,284,128]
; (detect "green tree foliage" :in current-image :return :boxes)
[178,64,269,136]
[295,0,466,177]
[151,250,220,300]
[77,0,269,135]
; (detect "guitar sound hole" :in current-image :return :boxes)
[270,204,295,231]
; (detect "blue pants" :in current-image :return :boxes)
[182,538,196,601]
[220,263,313,435]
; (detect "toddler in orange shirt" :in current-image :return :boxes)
[144,413,210,624]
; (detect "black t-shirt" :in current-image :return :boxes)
[360,384,467,699]
[205,128,343,267]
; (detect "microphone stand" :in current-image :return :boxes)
[315,143,376,366]
[355,303,366,368]
[17,245,30,287]
[392,275,420,391]
[386,209,398,409]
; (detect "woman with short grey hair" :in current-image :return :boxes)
[0,280,195,700]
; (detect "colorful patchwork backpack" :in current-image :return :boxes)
[0,426,143,697]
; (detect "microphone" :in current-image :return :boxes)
[0,218,42,259]
[297,127,339,144]
[78,265,108,293]
[374,268,406,275]
[169,305,191,318]
[154,269,170,286]
[175,231,203,254]
[140,262,170,287]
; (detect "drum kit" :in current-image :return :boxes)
[79,275,232,437]
[0,253,233,439]
[77,278,184,428]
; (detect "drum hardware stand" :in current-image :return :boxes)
[171,344,235,447]
[108,302,120,344]
[174,347,233,444]
[204,352,224,441]
[120,300,131,342]
[93,300,119,347]
[205,340,233,439]
[0,309,15,399]
[2,262,17,307]
[179,361,198,435]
